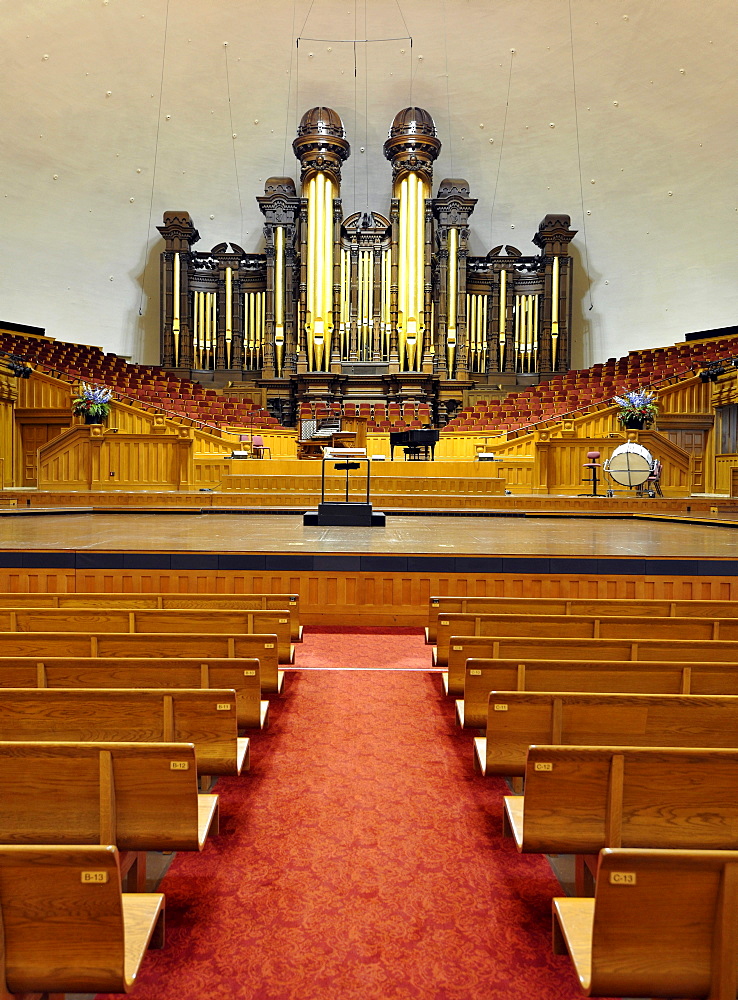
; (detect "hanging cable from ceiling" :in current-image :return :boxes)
[223,42,244,246]
[568,0,594,311]
[138,0,171,317]
[490,48,515,225]
[441,0,454,176]
[281,0,299,176]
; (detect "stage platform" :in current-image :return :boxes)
[0,509,736,625]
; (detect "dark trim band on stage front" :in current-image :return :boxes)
[2,550,738,577]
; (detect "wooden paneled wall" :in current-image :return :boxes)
[0,567,736,626]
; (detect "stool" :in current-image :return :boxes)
[580,450,603,496]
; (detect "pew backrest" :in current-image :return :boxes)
[516,745,738,854]
[0,591,301,639]
[427,595,738,643]
[0,844,164,994]
[0,688,247,776]
[435,612,737,667]
[0,608,294,663]
[476,691,738,776]
[0,656,264,729]
[460,657,738,728]
[0,741,213,851]
[445,635,738,696]
[457,659,688,729]
[0,632,282,693]
[553,849,738,999]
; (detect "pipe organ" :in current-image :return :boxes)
[159,106,577,398]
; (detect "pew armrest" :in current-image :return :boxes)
[552,897,594,993]
[502,795,524,849]
[260,700,270,729]
[197,793,220,846]
[237,736,250,773]
[277,670,285,694]
[455,699,464,727]
[473,736,487,775]
[122,892,166,988]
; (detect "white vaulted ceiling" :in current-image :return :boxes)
[1,0,736,367]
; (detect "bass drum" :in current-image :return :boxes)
[605,441,654,487]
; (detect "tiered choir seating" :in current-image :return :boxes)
[427,591,738,996]
[443,334,738,435]
[0,330,280,431]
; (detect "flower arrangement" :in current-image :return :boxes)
[72,382,114,422]
[613,388,658,429]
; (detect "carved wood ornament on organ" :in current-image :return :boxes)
[158,107,576,382]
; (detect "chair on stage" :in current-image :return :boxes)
[638,458,663,497]
[251,434,271,459]
[580,450,603,496]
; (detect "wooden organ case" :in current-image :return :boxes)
[158,106,577,417]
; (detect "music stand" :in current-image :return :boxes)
[303,449,385,526]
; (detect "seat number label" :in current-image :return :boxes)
[81,871,109,883]
[610,872,636,885]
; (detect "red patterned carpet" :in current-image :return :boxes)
[295,626,431,671]
[97,633,600,1000]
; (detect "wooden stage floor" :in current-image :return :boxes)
[0,511,736,562]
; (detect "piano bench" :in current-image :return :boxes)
[403,445,431,461]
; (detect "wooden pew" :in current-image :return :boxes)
[0,607,295,664]
[0,688,249,778]
[553,848,738,999]
[0,741,219,893]
[503,745,738,855]
[0,656,268,729]
[426,595,738,643]
[0,632,284,694]
[473,691,738,777]
[0,591,302,640]
[443,634,738,696]
[0,844,165,996]
[434,611,738,668]
[459,657,738,728]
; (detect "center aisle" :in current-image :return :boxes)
[98,634,589,1000]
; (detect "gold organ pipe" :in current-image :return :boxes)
[498,269,507,371]
[417,178,427,362]
[192,291,200,369]
[397,175,408,367]
[533,294,539,371]
[306,175,316,370]
[406,172,417,367]
[514,293,521,370]
[527,294,535,372]
[172,252,180,366]
[551,255,560,369]
[314,172,325,369]
[482,294,488,371]
[324,176,335,367]
[204,291,211,369]
[447,226,458,376]
[211,293,217,370]
[225,266,233,368]
[248,292,255,366]
[274,227,285,376]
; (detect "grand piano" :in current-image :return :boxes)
[389,428,440,460]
